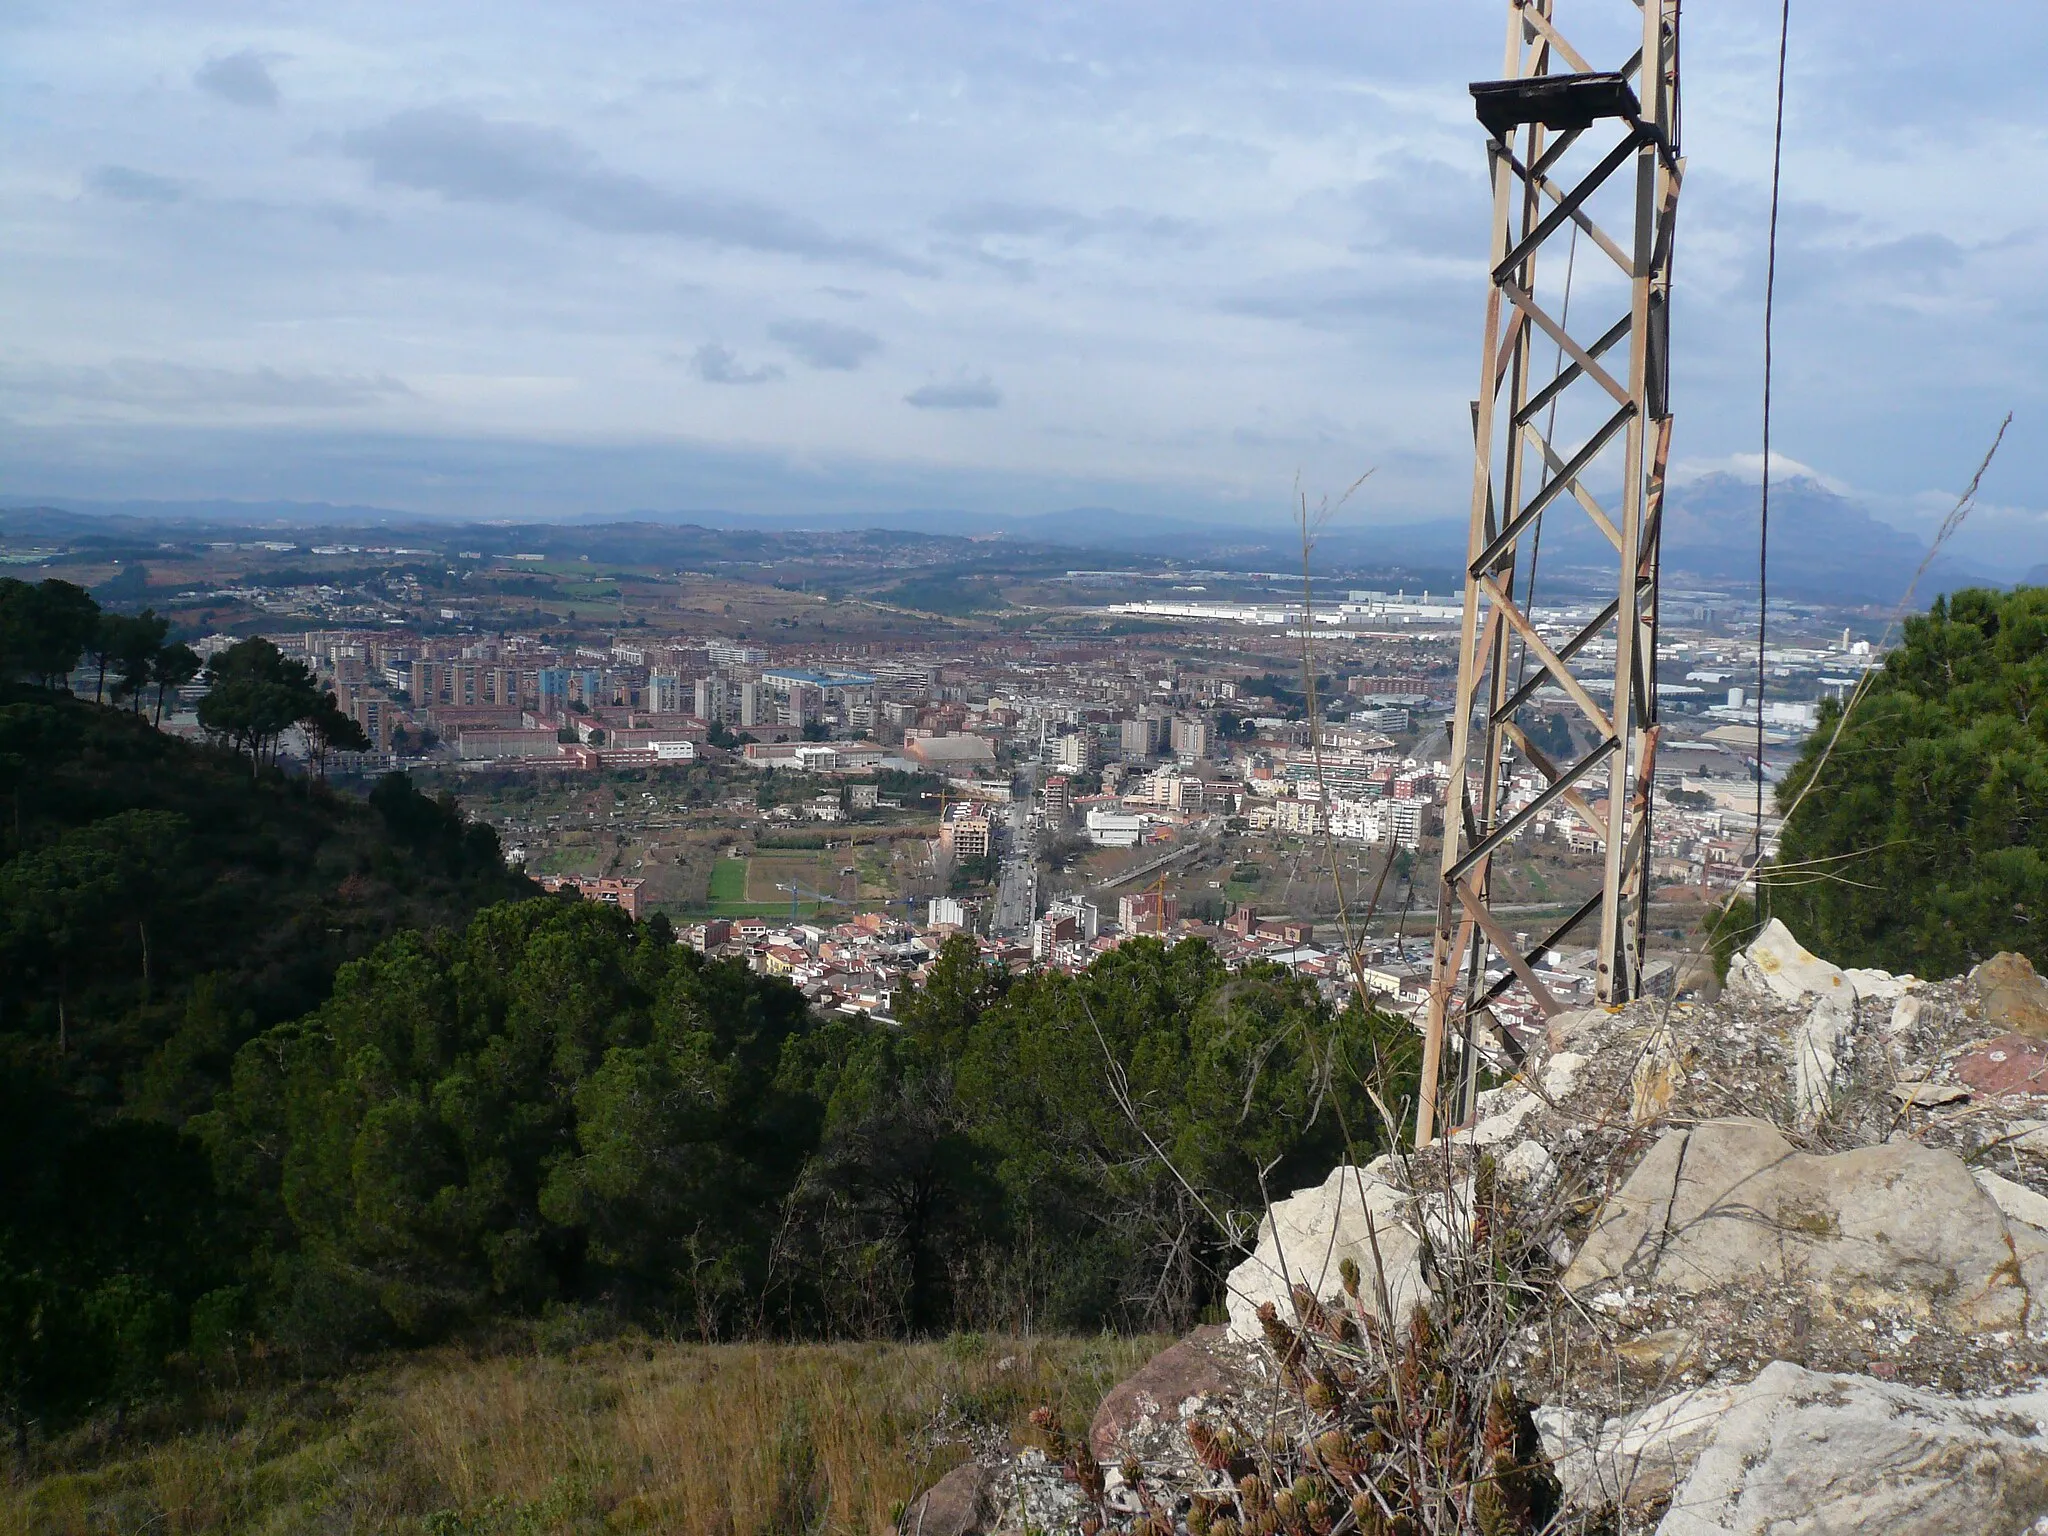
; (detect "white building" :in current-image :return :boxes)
[1085,807,1145,847]
[1046,897,1100,940]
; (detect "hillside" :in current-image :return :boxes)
[0,688,536,1436]
[0,688,533,1112]
[0,679,1415,1457]
[1,1330,1162,1535]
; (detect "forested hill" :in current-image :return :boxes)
[0,677,534,1439]
[0,686,532,1112]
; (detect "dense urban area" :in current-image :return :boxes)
[8,507,1885,1035]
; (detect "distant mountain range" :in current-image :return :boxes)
[1519,473,1989,602]
[2,474,1994,605]
[619,475,1988,602]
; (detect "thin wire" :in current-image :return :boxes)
[1755,0,1791,864]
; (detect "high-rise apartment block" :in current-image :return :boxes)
[694,676,733,722]
[1042,774,1072,824]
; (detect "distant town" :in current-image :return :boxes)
[6,505,1891,1032]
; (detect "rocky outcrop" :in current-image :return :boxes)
[1975,951,2048,1037]
[1726,917,1855,1005]
[898,1461,990,1536]
[1563,1115,2048,1334]
[1222,1157,1429,1341]
[900,924,2048,1534]
[1538,1383,1744,1511]
[1087,1325,1251,1462]
[1658,1361,2048,1534]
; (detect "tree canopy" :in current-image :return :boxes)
[0,686,533,1444]
[198,920,1415,1357]
[196,638,324,768]
[1769,586,2048,975]
[0,580,99,689]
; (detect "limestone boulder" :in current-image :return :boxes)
[1564,1117,2048,1334]
[1789,990,1856,1129]
[1656,1361,2048,1535]
[1845,965,1913,1001]
[1224,1158,1428,1342]
[1729,918,1855,1005]
[1538,1383,1743,1512]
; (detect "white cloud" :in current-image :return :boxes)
[1669,451,1853,496]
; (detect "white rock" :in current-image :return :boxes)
[1412,1175,1479,1259]
[1974,1167,2048,1237]
[1539,1383,1744,1512]
[1846,966,1914,1001]
[1473,1082,1526,1119]
[1887,992,1924,1037]
[1223,1159,1428,1342]
[1791,990,1856,1129]
[1730,918,1855,1005]
[1542,1051,1590,1101]
[1548,1007,1609,1049]
[1565,1117,2048,1336]
[1467,1091,1539,1147]
[2003,1119,2048,1153]
[1658,1361,2048,1535]
[1497,1138,1557,1194]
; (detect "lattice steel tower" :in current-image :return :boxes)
[1418,0,1682,1143]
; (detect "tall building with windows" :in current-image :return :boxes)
[646,670,686,713]
[1055,731,1096,772]
[738,681,768,728]
[694,676,732,722]
[1170,716,1210,760]
[1042,775,1072,824]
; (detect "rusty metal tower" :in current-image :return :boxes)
[1417,0,1682,1144]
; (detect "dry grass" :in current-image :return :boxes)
[6,1330,1165,1536]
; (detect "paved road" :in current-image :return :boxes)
[993,787,1038,936]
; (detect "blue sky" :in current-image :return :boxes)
[1,1,2042,561]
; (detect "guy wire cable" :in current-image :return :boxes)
[1755,0,1791,866]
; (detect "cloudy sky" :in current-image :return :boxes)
[2,1,2042,558]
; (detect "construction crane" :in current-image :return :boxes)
[877,891,926,925]
[1419,0,1682,1145]
[773,881,845,924]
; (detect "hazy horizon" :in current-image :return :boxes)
[5,2,2042,564]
